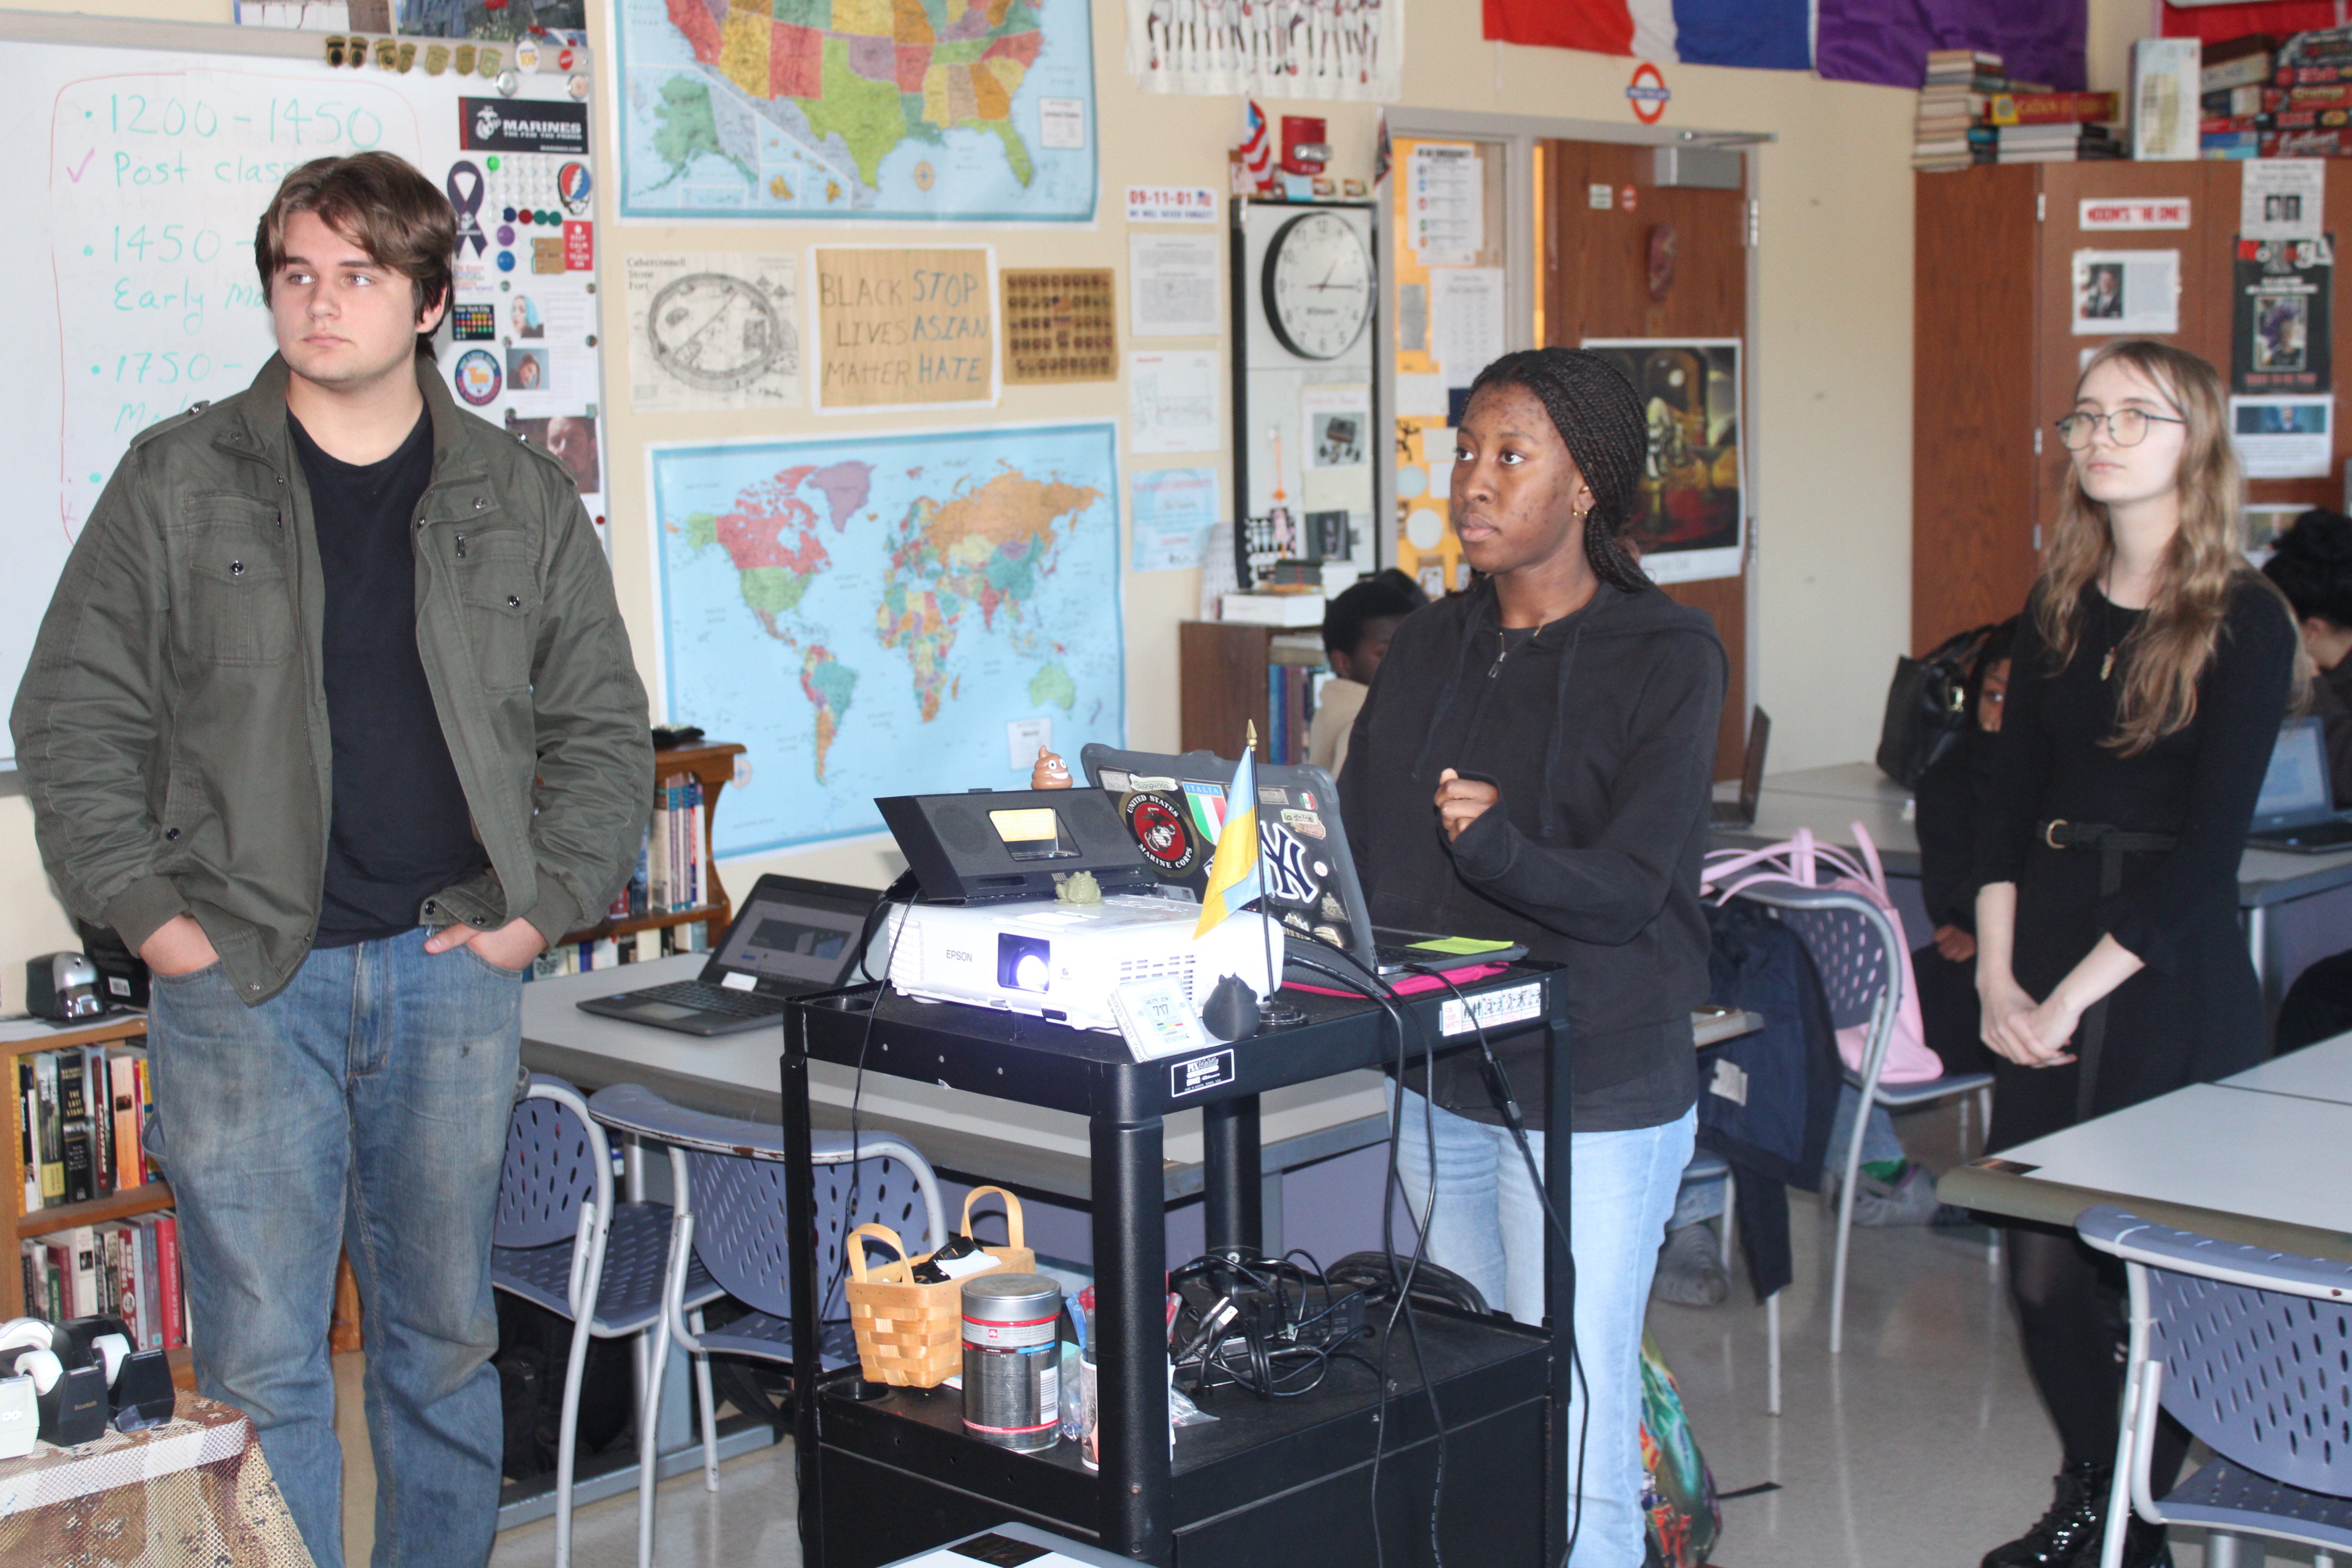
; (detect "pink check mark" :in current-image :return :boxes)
[64,149,94,182]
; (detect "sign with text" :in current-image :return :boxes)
[812,246,997,412]
[2079,197,2190,231]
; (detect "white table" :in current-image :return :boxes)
[2218,1033,2352,1105]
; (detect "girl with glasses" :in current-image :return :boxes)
[1971,340,2302,1568]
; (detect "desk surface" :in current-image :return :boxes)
[522,957,1757,1206]
[2220,1034,2352,1104]
[1713,761,2352,907]
[1938,1080,2352,1260]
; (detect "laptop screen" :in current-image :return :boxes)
[2255,717,2331,824]
[712,889,865,985]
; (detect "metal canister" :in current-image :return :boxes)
[961,1273,1063,1451]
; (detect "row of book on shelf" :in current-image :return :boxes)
[21,1212,188,1353]
[529,919,710,979]
[20,1043,149,1212]
[1917,28,2352,173]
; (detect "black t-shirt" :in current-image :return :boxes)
[291,410,483,947]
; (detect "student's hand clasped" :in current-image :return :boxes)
[1434,768,1499,843]
[1979,973,2078,1068]
[424,916,547,973]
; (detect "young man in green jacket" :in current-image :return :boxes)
[11,153,650,1568]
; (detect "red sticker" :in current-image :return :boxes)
[563,219,593,270]
[1125,791,1199,876]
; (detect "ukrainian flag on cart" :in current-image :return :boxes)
[1192,744,1263,939]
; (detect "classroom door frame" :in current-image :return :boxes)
[1377,109,1771,772]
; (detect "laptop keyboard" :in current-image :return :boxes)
[631,979,788,1018]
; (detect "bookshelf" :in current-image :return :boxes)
[1,1013,193,1387]
[556,740,748,957]
[1178,621,1327,761]
[1913,160,2352,652]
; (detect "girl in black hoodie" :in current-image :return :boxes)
[1340,348,1725,1566]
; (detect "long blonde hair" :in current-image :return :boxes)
[2035,339,2301,754]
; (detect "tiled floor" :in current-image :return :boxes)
[326,1100,2324,1567]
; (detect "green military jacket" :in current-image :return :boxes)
[11,354,652,1004]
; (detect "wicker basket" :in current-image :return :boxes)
[844,1185,1036,1389]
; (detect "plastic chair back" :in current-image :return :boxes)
[495,1082,603,1249]
[689,1147,936,1319]
[2082,1207,2352,1499]
[1769,902,1889,1033]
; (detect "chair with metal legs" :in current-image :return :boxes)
[488,1074,722,1568]
[2078,1205,2352,1568]
[1728,886,1997,1354]
[586,1083,946,1494]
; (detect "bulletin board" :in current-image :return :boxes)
[0,12,608,767]
[1389,136,1510,598]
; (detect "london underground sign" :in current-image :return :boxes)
[1627,62,1671,124]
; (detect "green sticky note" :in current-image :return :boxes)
[1407,936,1515,955]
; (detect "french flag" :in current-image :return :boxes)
[1485,0,1812,71]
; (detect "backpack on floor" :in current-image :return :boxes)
[1639,1330,1720,1568]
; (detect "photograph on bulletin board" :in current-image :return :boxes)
[2231,236,2333,396]
[1580,339,1744,584]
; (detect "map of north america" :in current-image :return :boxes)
[617,0,1096,220]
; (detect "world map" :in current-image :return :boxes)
[614,0,1097,222]
[650,422,1124,854]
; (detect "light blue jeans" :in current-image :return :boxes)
[146,929,523,1568]
[1391,1085,1697,1568]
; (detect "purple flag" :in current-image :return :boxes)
[1816,0,2086,92]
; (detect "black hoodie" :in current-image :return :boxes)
[1340,577,1726,1133]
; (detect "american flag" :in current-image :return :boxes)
[1239,100,1274,188]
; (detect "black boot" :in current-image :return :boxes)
[1981,1459,2110,1568]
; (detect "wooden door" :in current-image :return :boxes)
[1541,140,1750,777]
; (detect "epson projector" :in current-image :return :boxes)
[885,896,1278,1032]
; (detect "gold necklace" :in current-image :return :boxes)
[2101,646,2116,681]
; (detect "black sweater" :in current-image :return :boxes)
[1340,578,1726,1133]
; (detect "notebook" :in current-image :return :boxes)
[1711,707,1771,826]
[2246,717,2352,854]
[1077,744,1522,983]
[576,875,877,1035]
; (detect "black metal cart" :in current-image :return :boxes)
[781,962,1574,1567]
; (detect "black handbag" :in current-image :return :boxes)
[1875,624,1993,788]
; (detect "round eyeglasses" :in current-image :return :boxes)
[2053,408,2185,450]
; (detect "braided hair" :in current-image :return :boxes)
[1466,348,1651,595]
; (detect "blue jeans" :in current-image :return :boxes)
[147,929,523,1568]
[1391,1086,1696,1568]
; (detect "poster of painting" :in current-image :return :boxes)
[1579,339,1744,584]
[2231,235,2333,396]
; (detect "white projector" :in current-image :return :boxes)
[884,895,1279,1032]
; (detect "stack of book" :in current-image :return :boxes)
[1914,48,2004,171]
[2267,27,2352,156]
[2200,33,2275,158]
[1991,103,2125,163]
[21,1213,187,1350]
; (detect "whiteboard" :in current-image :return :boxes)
[0,12,607,766]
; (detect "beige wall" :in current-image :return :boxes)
[0,0,2158,1001]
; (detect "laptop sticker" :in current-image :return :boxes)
[1181,781,1228,843]
[1123,791,1200,876]
[1259,822,1321,904]
[1281,808,1326,839]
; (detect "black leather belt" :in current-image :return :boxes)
[2033,820,2178,1119]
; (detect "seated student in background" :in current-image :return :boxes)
[2265,509,2352,1052]
[1344,348,1724,1566]
[1308,568,1426,782]
[2262,508,2352,802]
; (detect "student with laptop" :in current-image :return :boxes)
[2261,507,2352,803]
[1971,341,2299,1568]
[1338,348,1724,1568]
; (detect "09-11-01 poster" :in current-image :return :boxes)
[1580,340,1744,585]
[2231,235,2332,396]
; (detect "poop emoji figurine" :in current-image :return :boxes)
[1031,746,1071,790]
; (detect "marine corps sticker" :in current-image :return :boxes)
[1124,791,1199,876]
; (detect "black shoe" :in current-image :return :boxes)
[2073,1514,2171,1568]
[1981,1459,2111,1568]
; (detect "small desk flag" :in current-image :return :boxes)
[1192,742,1263,939]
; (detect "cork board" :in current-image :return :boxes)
[1000,268,1117,384]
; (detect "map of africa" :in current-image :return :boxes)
[614,0,1097,222]
[651,421,1124,855]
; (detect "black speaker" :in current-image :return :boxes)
[876,789,1155,904]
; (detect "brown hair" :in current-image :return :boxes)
[2035,338,2304,753]
[255,154,454,353]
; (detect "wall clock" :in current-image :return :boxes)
[1261,209,1374,361]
